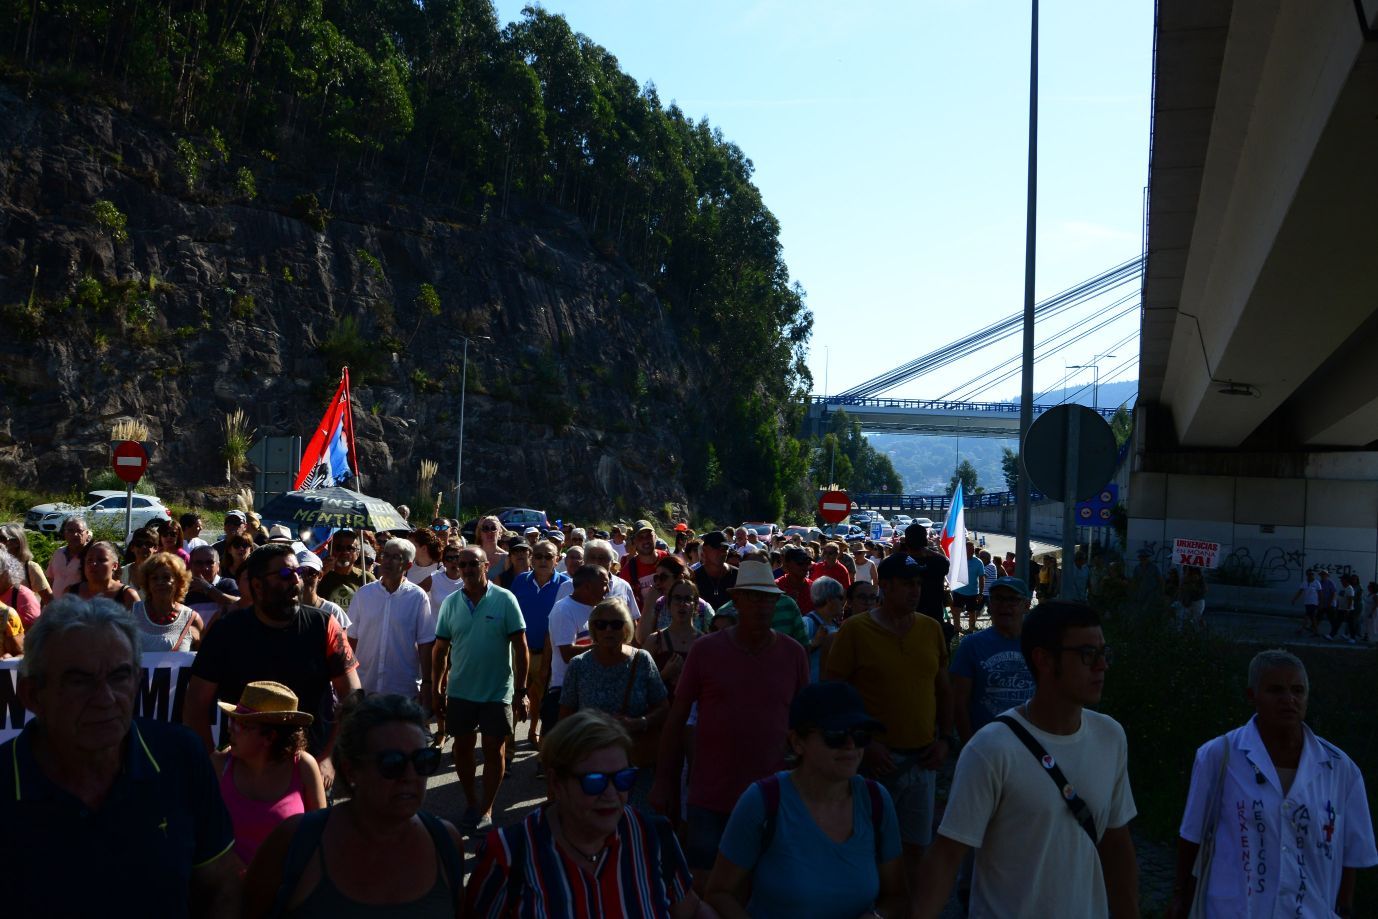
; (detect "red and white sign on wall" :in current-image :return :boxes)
[1173,538,1222,569]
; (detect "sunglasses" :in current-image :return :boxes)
[432,524,450,531]
[272,567,301,580]
[590,619,623,631]
[481,525,498,532]
[374,747,444,780]
[818,728,871,749]
[571,767,638,795]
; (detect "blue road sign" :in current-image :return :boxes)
[1075,483,1119,527]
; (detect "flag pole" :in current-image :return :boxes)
[341,366,361,489]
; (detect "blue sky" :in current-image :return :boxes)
[494,0,1154,402]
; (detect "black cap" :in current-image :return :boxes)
[701,531,729,550]
[904,522,928,541]
[877,553,924,580]
[789,682,885,732]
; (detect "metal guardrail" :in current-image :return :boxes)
[848,490,1046,512]
[811,396,1118,419]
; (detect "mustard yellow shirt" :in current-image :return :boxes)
[825,611,947,749]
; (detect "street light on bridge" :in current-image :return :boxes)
[1066,352,1116,410]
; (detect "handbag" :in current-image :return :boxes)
[621,652,660,766]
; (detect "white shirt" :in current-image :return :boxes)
[428,570,465,612]
[347,578,436,696]
[852,558,877,584]
[1296,579,1319,606]
[183,537,208,554]
[1179,717,1377,918]
[546,597,594,689]
[406,562,439,585]
[553,575,641,620]
[939,707,1137,918]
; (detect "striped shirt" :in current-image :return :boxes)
[465,805,692,918]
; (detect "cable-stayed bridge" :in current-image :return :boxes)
[807,257,1143,438]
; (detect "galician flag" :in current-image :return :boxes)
[942,487,968,590]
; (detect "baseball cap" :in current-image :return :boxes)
[989,576,1031,598]
[523,526,540,536]
[225,510,246,523]
[632,519,656,535]
[877,553,924,580]
[701,531,729,550]
[294,548,323,572]
[789,682,884,732]
[674,522,689,532]
[267,524,294,543]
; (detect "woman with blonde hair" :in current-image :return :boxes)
[131,551,205,651]
[476,514,510,579]
[465,709,705,916]
[0,523,52,604]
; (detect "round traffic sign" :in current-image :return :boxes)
[1022,405,1118,503]
[111,440,150,484]
[817,490,851,525]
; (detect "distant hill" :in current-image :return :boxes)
[870,380,1136,493]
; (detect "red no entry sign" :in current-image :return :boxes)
[818,490,851,524]
[111,440,150,483]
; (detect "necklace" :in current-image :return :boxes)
[558,825,604,863]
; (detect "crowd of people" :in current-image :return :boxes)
[0,509,1374,918]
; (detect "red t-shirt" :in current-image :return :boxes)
[619,550,667,612]
[775,574,815,614]
[808,560,853,589]
[676,629,809,813]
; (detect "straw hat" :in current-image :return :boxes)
[729,560,784,595]
[217,681,314,726]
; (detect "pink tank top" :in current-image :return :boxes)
[219,753,306,866]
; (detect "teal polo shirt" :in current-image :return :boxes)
[436,581,526,704]
[0,718,236,917]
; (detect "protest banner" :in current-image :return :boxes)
[0,652,220,745]
[1173,537,1222,569]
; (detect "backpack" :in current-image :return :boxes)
[756,774,886,862]
[268,808,463,918]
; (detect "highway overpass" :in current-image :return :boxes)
[806,396,1118,437]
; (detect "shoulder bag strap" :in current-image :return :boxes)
[994,715,1099,845]
[620,651,642,715]
[171,611,194,652]
[268,809,331,919]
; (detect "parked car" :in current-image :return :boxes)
[914,517,935,529]
[783,524,824,542]
[821,523,865,540]
[892,514,913,527]
[741,522,781,541]
[25,490,172,536]
[460,506,552,541]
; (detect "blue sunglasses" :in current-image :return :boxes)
[572,767,638,795]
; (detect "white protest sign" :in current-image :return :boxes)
[1,651,219,744]
[1173,538,1222,569]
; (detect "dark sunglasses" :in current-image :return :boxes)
[374,747,444,780]
[272,567,301,580]
[572,767,638,795]
[432,524,450,531]
[819,728,871,749]
[591,619,623,631]
[480,524,498,532]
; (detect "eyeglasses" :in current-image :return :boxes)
[818,728,871,749]
[272,567,302,581]
[432,524,450,531]
[480,524,498,532]
[374,747,444,780]
[590,619,623,631]
[571,767,638,796]
[1060,645,1113,667]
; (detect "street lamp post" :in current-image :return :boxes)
[1067,352,1116,410]
[1016,0,1039,581]
[454,335,491,522]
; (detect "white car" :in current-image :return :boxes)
[26,490,172,535]
[893,514,913,527]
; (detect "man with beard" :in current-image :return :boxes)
[183,544,360,789]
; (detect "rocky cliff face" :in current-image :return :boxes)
[0,82,695,518]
